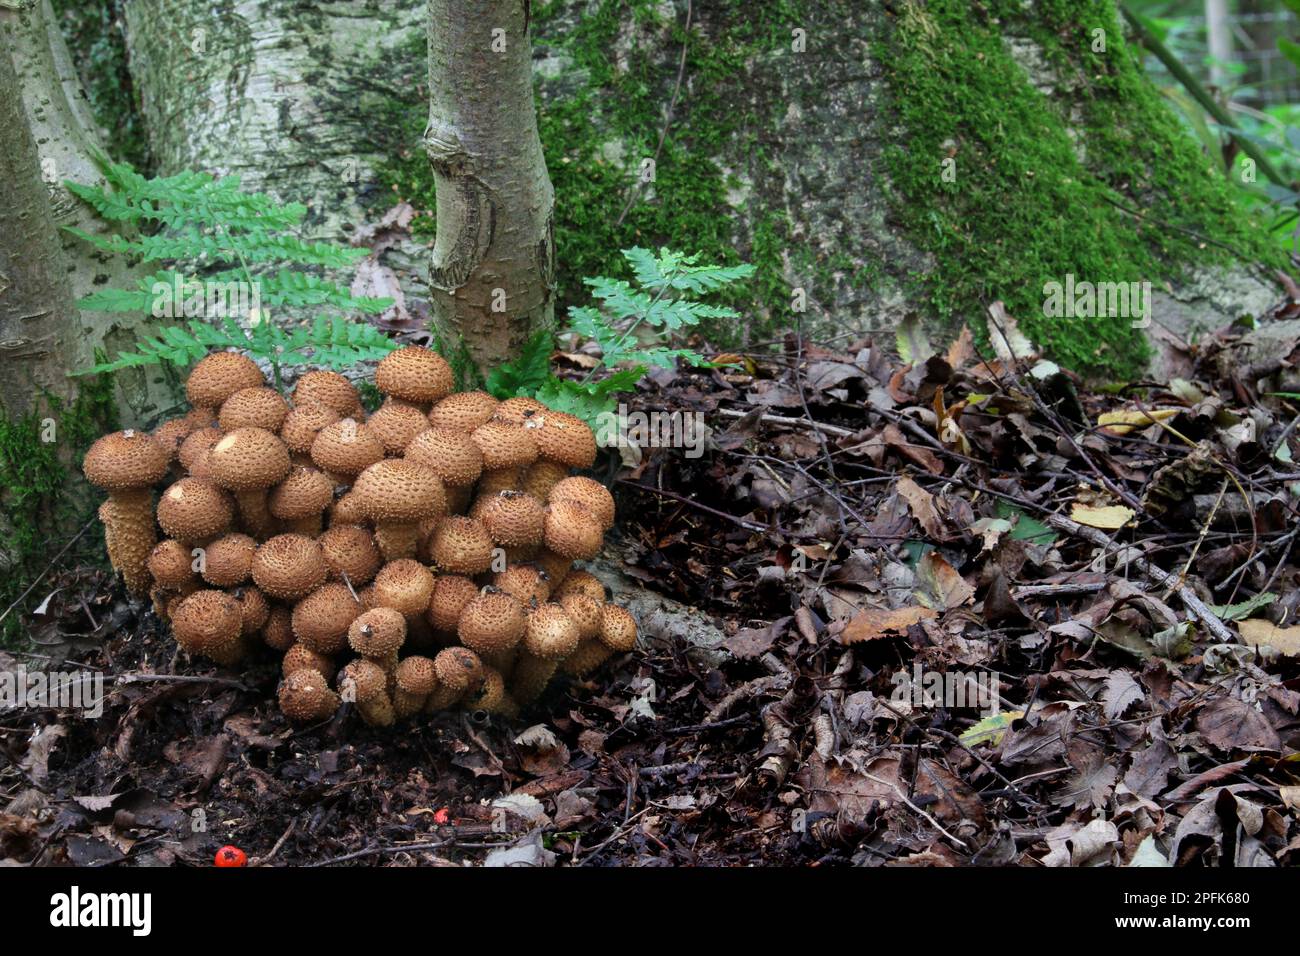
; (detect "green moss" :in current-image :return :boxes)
[0,376,118,645]
[875,0,1281,377]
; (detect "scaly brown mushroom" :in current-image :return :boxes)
[427,516,495,575]
[156,477,235,544]
[548,476,616,530]
[268,466,334,536]
[170,589,245,665]
[351,459,447,561]
[393,655,437,718]
[291,369,364,418]
[208,427,292,539]
[338,659,395,727]
[404,427,483,487]
[542,499,604,560]
[83,430,171,594]
[251,533,329,600]
[317,525,382,586]
[375,345,454,407]
[291,582,363,654]
[427,391,498,432]
[186,352,265,413]
[278,669,340,724]
[218,386,289,432]
[200,532,257,587]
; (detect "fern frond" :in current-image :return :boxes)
[66,228,365,269]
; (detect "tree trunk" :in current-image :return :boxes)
[425,0,555,372]
[0,36,80,415]
[3,0,172,423]
[111,0,1279,378]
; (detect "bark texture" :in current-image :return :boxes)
[0,32,80,414]
[3,0,171,422]
[424,0,555,371]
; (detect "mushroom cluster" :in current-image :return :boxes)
[82,346,638,723]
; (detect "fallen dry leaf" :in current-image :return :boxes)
[1070,502,1136,530]
[1238,619,1300,656]
[841,605,937,643]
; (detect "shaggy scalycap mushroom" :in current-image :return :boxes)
[367,400,432,456]
[282,642,336,683]
[492,396,548,426]
[278,669,340,724]
[553,570,606,603]
[170,589,245,666]
[458,590,526,657]
[375,345,455,406]
[157,477,235,542]
[186,352,265,411]
[521,459,569,501]
[372,559,436,619]
[599,603,638,652]
[218,386,289,432]
[426,574,479,636]
[393,655,437,718]
[310,418,385,481]
[232,585,270,636]
[404,428,483,487]
[291,370,364,418]
[338,659,395,727]
[427,391,498,432]
[147,539,199,590]
[178,426,223,478]
[208,427,292,539]
[152,417,193,466]
[201,533,257,587]
[83,430,171,594]
[542,500,604,560]
[560,593,603,641]
[251,534,329,600]
[549,476,616,530]
[493,565,551,605]
[291,582,363,655]
[348,606,407,659]
[318,525,382,586]
[471,420,538,471]
[268,466,335,536]
[428,516,495,575]
[480,490,545,548]
[352,459,447,561]
[279,401,342,455]
[262,605,295,651]
[530,411,598,469]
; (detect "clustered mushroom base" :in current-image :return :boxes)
[82,346,638,724]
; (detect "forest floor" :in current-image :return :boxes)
[4,308,1300,867]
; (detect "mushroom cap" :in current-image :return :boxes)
[279,401,342,454]
[520,459,570,501]
[209,427,292,491]
[534,549,573,587]
[157,477,235,540]
[404,428,483,487]
[464,666,505,711]
[291,582,363,654]
[186,352,265,408]
[182,406,218,430]
[548,476,616,531]
[427,391,499,432]
[218,386,290,432]
[529,411,598,469]
[329,491,368,526]
[339,658,388,703]
[395,655,437,695]
[599,603,638,652]
[282,642,336,682]
[367,400,432,455]
[291,370,363,417]
[559,593,603,641]
[268,466,335,520]
[170,589,243,658]
[553,569,607,603]
[232,584,270,636]
[151,417,193,464]
[426,574,479,633]
[480,490,545,547]
[542,500,605,560]
[374,345,455,405]
[524,602,580,659]
[201,532,257,587]
[318,525,382,586]
[372,559,436,618]
[262,605,295,651]
[428,516,494,575]
[177,426,224,476]
[351,459,446,522]
[251,533,329,600]
[493,564,551,605]
[433,646,484,693]
[147,539,197,589]
[492,396,549,426]
[458,590,526,655]
[347,606,407,658]
[310,419,384,477]
[470,420,538,470]
[83,430,171,490]
[278,669,340,724]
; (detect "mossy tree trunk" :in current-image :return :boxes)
[424,0,555,372]
[110,0,1280,378]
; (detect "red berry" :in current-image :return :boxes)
[215,845,247,867]
[433,807,450,825]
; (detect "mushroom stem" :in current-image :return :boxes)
[478,645,518,679]
[234,490,276,540]
[100,489,158,595]
[373,522,419,561]
[509,652,557,705]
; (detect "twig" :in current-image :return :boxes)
[1045,513,1236,644]
[115,672,251,690]
[860,769,970,852]
[715,405,856,438]
[0,518,95,628]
